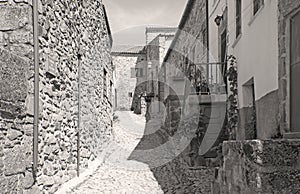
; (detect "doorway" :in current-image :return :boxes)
[290,10,300,132]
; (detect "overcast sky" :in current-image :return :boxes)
[103,0,187,46]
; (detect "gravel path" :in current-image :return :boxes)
[69,111,163,194]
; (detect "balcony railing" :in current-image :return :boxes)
[188,62,227,95]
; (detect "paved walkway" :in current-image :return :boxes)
[68,111,163,194]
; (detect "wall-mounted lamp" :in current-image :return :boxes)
[148,61,152,69]
[214,15,223,26]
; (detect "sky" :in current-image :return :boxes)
[103,0,188,46]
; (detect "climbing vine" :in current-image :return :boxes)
[226,55,238,140]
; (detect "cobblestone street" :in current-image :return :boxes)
[67,111,163,194]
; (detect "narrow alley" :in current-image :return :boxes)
[0,0,299,193]
[65,111,163,194]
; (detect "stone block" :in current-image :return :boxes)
[7,128,23,141]
[19,171,34,189]
[0,6,29,31]
[0,48,30,102]
[23,185,41,194]
[38,175,55,187]
[4,144,31,175]
[0,175,18,192]
[222,140,300,193]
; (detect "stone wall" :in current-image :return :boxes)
[219,140,300,193]
[131,53,147,115]
[0,1,35,193]
[112,54,143,111]
[0,0,114,193]
[143,0,217,192]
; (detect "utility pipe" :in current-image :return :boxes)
[206,0,210,82]
[77,52,82,177]
[33,0,40,181]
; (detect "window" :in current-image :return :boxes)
[290,11,300,132]
[202,29,207,56]
[236,0,242,38]
[103,68,107,98]
[110,81,113,102]
[220,30,227,83]
[253,0,264,15]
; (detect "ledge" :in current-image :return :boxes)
[231,33,242,48]
[248,5,265,26]
[283,132,300,139]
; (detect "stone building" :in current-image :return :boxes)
[140,0,300,193]
[0,0,114,193]
[208,0,300,193]
[130,27,176,117]
[146,27,177,45]
[140,1,225,193]
[145,27,176,117]
[111,45,146,111]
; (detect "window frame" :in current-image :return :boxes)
[289,10,300,132]
[103,68,108,98]
[236,0,242,38]
[253,0,264,16]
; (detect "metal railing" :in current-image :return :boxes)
[188,62,227,95]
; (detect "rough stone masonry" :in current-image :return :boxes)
[0,0,114,193]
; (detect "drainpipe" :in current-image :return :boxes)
[206,0,210,81]
[77,52,82,177]
[33,0,40,181]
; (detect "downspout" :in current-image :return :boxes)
[206,0,210,80]
[77,52,82,177]
[33,0,40,181]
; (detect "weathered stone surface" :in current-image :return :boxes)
[19,172,35,189]
[112,55,143,111]
[0,175,18,193]
[8,30,32,44]
[38,175,55,186]
[7,128,23,141]
[14,0,29,3]
[23,185,41,194]
[0,48,30,102]
[4,144,31,175]
[221,140,300,193]
[0,0,114,193]
[0,7,29,31]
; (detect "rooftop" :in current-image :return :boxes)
[111,45,146,55]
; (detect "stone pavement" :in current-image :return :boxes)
[64,111,163,194]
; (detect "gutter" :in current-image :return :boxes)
[77,53,82,177]
[33,0,39,181]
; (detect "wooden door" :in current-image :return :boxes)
[290,11,300,132]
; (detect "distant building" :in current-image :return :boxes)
[131,27,176,116]
[111,45,146,111]
[145,27,177,44]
